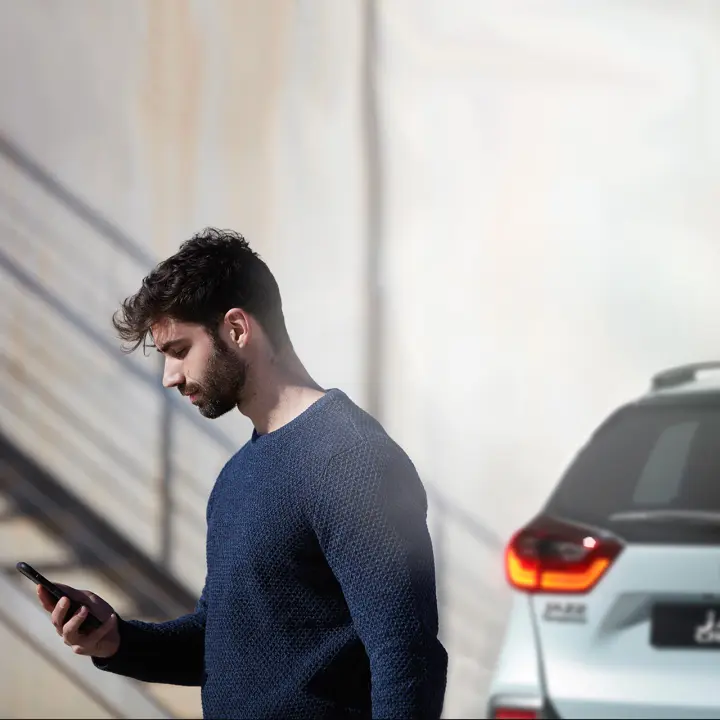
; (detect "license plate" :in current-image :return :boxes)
[652,603,720,648]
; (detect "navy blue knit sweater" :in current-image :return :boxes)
[95,389,447,718]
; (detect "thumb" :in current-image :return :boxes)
[91,613,118,643]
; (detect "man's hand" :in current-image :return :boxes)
[37,583,120,658]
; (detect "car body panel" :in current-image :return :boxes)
[488,591,544,698]
[531,545,720,718]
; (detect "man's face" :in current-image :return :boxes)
[152,318,247,419]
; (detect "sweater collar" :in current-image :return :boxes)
[250,388,343,445]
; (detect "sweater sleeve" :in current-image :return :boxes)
[92,588,207,686]
[304,441,448,719]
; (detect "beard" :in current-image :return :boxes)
[180,335,248,419]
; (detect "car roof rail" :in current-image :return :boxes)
[651,361,720,390]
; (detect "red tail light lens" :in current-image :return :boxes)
[506,516,622,593]
[493,709,537,720]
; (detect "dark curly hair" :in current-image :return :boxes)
[113,228,290,353]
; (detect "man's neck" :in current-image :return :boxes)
[239,350,326,435]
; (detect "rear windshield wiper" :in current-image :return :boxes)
[609,509,720,525]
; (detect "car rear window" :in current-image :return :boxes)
[545,398,720,542]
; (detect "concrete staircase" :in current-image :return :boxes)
[0,136,234,716]
[0,454,203,719]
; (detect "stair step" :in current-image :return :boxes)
[0,511,142,619]
[144,684,203,719]
[0,515,72,565]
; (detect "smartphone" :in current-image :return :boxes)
[16,561,103,633]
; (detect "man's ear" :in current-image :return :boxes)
[224,308,251,347]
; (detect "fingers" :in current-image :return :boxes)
[37,585,57,613]
[62,604,88,642]
[61,604,91,649]
[42,584,115,656]
[85,613,116,645]
[51,597,72,635]
[69,613,116,656]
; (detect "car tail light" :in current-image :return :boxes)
[506,515,622,593]
[493,709,537,720]
[488,695,544,720]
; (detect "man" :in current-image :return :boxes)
[36,228,448,719]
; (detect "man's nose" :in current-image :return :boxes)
[162,358,184,389]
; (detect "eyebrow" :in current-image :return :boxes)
[155,339,186,354]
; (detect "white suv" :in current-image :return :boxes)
[487,362,720,720]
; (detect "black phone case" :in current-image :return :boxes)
[16,561,103,633]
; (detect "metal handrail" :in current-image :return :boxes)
[0,131,506,622]
[0,133,154,267]
[0,131,503,546]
